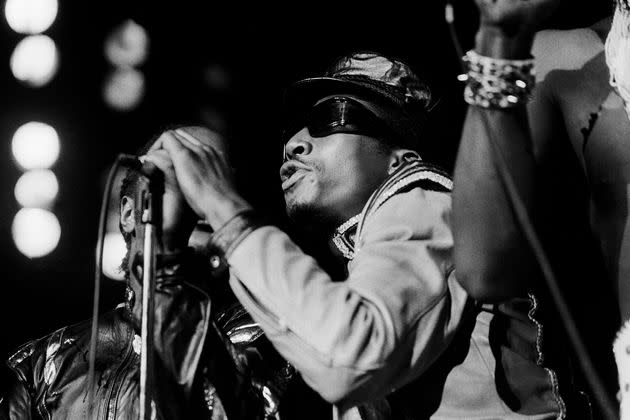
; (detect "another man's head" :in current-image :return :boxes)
[280,52,431,229]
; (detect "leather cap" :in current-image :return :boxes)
[285,52,431,150]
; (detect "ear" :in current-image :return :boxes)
[120,196,136,234]
[388,149,421,174]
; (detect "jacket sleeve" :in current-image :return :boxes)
[0,377,33,420]
[227,188,469,408]
[1,346,36,420]
[149,252,267,419]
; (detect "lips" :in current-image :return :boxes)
[280,161,311,191]
[281,169,307,191]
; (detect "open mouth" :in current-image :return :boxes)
[280,161,310,191]
[281,169,307,191]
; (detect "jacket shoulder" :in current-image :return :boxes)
[6,312,117,387]
[356,160,452,240]
[6,323,73,390]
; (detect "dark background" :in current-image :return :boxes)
[0,0,613,397]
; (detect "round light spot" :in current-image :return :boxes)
[11,121,60,170]
[10,35,59,87]
[12,208,61,258]
[5,0,58,34]
[102,232,127,280]
[14,169,58,208]
[203,64,231,91]
[103,68,145,111]
[104,19,149,68]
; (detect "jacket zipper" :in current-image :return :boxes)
[104,336,136,420]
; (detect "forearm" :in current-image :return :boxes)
[591,184,630,322]
[618,224,630,323]
[453,28,539,301]
[228,226,460,405]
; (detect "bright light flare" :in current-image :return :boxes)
[10,35,59,87]
[5,0,58,34]
[14,169,58,208]
[11,121,60,170]
[102,232,127,280]
[103,68,145,111]
[12,208,61,258]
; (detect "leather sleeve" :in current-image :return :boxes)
[149,252,265,419]
[0,370,34,420]
[132,253,214,419]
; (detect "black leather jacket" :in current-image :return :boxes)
[0,253,297,419]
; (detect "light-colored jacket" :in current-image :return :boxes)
[226,162,568,419]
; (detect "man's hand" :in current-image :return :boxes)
[143,134,198,252]
[157,128,252,230]
[476,0,560,33]
[473,0,561,58]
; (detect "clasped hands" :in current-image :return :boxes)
[142,128,252,252]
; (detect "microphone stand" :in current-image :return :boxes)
[138,167,163,420]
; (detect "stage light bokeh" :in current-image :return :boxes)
[10,35,59,87]
[104,19,149,68]
[103,68,145,111]
[4,0,58,35]
[12,208,61,258]
[102,232,127,280]
[14,169,59,208]
[11,121,60,170]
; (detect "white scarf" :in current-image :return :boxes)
[605,1,630,121]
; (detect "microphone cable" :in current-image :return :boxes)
[444,2,618,419]
[86,154,142,417]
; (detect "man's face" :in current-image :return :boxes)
[280,127,391,227]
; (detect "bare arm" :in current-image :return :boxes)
[453,32,542,301]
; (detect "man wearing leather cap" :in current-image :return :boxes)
[153,52,580,418]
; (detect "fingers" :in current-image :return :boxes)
[174,129,209,151]
[142,149,174,175]
[174,128,229,162]
[160,128,232,182]
[148,129,207,154]
[148,138,162,152]
[141,149,180,188]
[167,130,230,172]
[162,130,204,158]
[148,131,171,152]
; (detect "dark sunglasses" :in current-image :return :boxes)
[282,96,391,144]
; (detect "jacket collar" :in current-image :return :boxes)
[331,157,452,261]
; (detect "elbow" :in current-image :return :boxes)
[306,369,357,405]
[454,269,508,303]
[454,248,526,303]
[319,386,351,406]
[304,368,370,407]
